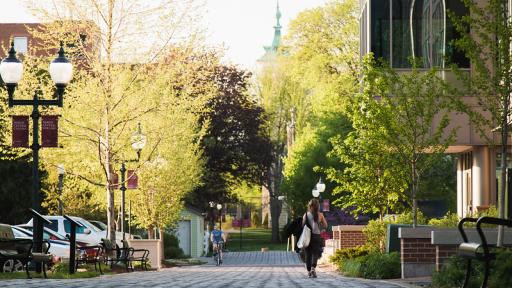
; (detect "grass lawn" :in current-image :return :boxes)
[223,228,287,252]
[0,264,114,280]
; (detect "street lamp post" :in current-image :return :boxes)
[216,203,223,230]
[57,164,65,215]
[119,122,146,240]
[0,42,72,261]
[313,177,326,211]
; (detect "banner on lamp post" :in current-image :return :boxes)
[322,199,330,212]
[41,116,59,147]
[12,116,29,148]
[127,170,138,189]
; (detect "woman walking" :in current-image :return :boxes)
[303,198,327,278]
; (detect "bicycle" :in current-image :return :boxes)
[213,241,224,266]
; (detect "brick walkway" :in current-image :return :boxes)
[1,252,407,288]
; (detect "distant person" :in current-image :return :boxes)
[302,198,327,278]
[210,224,226,263]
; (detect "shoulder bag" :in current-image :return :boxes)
[297,213,312,249]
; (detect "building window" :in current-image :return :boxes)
[13,36,28,54]
[365,0,469,68]
[371,0,390,62]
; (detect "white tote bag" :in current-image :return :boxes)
[297,222,311,249]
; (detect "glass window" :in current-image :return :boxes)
[445,0,469,68]
[64,220,86,234]
[13,36,28,54]
[43,231,50,240]
[392,0,414,68]
[371,0,391,61]
[12,228,28,238]
[367,0,469,68]
[44,220,59,232]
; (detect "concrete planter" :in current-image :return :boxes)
[129,239,163,270]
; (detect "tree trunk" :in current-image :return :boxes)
[268,155,284,244]
[148,226,155,239]
[270,197,282,243]
[158,227,163,240]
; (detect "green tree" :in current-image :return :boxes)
[448,0,512,246]
[278,0,360,218]
[187,64,271,212]
[25,0,207,241]
[330,57,460,226]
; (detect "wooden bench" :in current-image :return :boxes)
[457,216,512,288]
[0,224,52,278]
[122,240,149,271]
[101,238,130,271]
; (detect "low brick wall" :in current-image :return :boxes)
[399,227,512,279]
[435,244,457,271]
[332,225,367,249]
[399,228,436,278]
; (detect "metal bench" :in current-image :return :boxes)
[457,216,512,288]
[0,224,52,278]
[121,240,149,271]
[101,238,130,271]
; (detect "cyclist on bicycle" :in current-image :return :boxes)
[210,224,226,263]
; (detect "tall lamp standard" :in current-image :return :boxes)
[57,164,65,215]
[0,42,72,258]
[216,203,223,230]
[312,177,326,211]
[119,122,146,240]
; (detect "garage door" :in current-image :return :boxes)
[178,220,191,256]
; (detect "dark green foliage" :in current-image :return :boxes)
[359,252,400,279]
[330,246,371,266]
[432,250,512,288]
[188,65,271,211]
[330,245,372,275]
[163,232,185,259]
[281,114,352,217]
[0,156,48,224]
[331,249,400,279]
[418,155,457,212]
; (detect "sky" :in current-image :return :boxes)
[0,0,328,68]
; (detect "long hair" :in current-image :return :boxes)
[308,198,319,222]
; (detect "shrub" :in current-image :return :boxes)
[394,210,427,225]
[362,219,389,251]
[432,250,512,288]
[428,206,498,229]
[329,246,370,277]
[333,250,400,279]
[360,252,400,279]
[364,210,427,251]
[341,258,364,277]
[163,232,185,259]
[428,211,460,227]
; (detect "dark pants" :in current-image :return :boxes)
[305,234,322,272]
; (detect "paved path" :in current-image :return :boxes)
[1,252,406,288]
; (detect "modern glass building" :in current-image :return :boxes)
[360,0,511,218]
[361,0,469,69]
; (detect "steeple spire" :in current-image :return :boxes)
[271,0,282,51]
[276,0,282,28]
